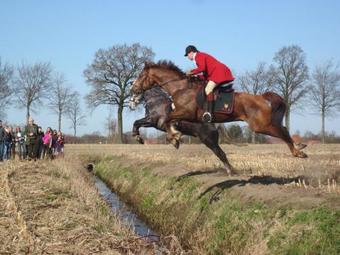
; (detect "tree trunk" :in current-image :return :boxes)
[321,110,325,144]
[58,112,62,131]
[285,106,290,132]
[26,104,30,124]
[74,121,77,137]
[117,106,124,143]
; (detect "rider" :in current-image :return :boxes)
[184,45,234,122]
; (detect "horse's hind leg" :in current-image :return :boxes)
[261,98,307,157]
[281,126,307,150]
[198,126,236,175]
[262,125,307,158]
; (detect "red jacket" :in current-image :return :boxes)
[191,52,234,84]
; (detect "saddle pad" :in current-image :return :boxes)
[196,85,235,115]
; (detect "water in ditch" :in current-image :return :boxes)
[94,176,159,242]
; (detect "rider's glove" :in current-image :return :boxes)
[186,70,193,76]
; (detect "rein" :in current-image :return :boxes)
[158,77,187,87]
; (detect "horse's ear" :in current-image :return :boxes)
[144,61,153,69]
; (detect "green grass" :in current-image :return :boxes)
[92,155,340,255]
[268,208,340,255]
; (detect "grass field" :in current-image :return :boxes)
[0,143,339,254]
[0,155,175,254]
[73,143,339,254]
[68,143,339,193]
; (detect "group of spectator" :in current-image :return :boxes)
[0,117,65,162]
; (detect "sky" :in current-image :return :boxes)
[1,0,340,136]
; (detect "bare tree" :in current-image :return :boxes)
[0,58,13,119]
[239,62,274,143]
[48,73,73,131]
[67,92,85,137]
[13,62,52,123]
[84,43,154,143]
[309,60,340,143]
[271,45,309,131]
[106,113,117,138]
[239,62,273,94]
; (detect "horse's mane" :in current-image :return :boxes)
[144,60,205,88]
[145,60,186,77]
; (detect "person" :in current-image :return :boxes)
[56,131,65,158]
[3,125,12,160]
[15,127,26,160]
[51,130,58,158]
[10,126,16,160]
[36,126,44,159]
[42,127,52,159]
[0,120,5,161]
[24,117,38,160]
[184,45,234,122]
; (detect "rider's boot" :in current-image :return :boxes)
[202,93,214,122]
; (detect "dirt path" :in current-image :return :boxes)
[0,160,162,254]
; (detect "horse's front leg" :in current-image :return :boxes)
[132,117,155,144]
[164,120,180,149]
[164,109,191,149]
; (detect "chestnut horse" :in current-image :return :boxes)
[130,61,307,169]
[129,86,238,172]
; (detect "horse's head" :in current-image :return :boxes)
[131,62,156,94]
[129,62,155,110]
[129,60,187,110]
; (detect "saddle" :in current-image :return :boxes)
[196,82,235,115]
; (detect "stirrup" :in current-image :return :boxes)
[202,112,212,122]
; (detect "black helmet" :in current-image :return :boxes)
[184,45,198,56]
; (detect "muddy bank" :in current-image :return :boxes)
[0,159,173,254]
[94,155,340,255]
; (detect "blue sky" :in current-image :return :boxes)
[1,0,340,135]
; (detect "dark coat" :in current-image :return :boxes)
[25,124,38,145]
[0,127,5,142]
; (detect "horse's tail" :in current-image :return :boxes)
[261,92,286,126]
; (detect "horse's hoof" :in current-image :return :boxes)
[296,151,308,158]
[226,168,237,176]
[175,141,180,149]
[224,165,237,176]
[170,139,180,149]
[135,135,144,144]
[295,143,307,150]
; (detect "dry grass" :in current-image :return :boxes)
[0,158,171,254]
[90,145,340,255]
[1,143,337,254]
[67,143,340,194]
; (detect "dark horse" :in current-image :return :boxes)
[129,86,235,172]
[130,61,307,173]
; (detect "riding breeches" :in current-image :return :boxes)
[205,80,218,95]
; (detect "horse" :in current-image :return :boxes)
[130,61,307,172]
[129,86,236,172]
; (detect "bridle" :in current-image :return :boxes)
[134,74,192,96]
[157,77,187,87]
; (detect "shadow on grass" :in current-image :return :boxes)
[176,169,222,181]
[198,175,304,204]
